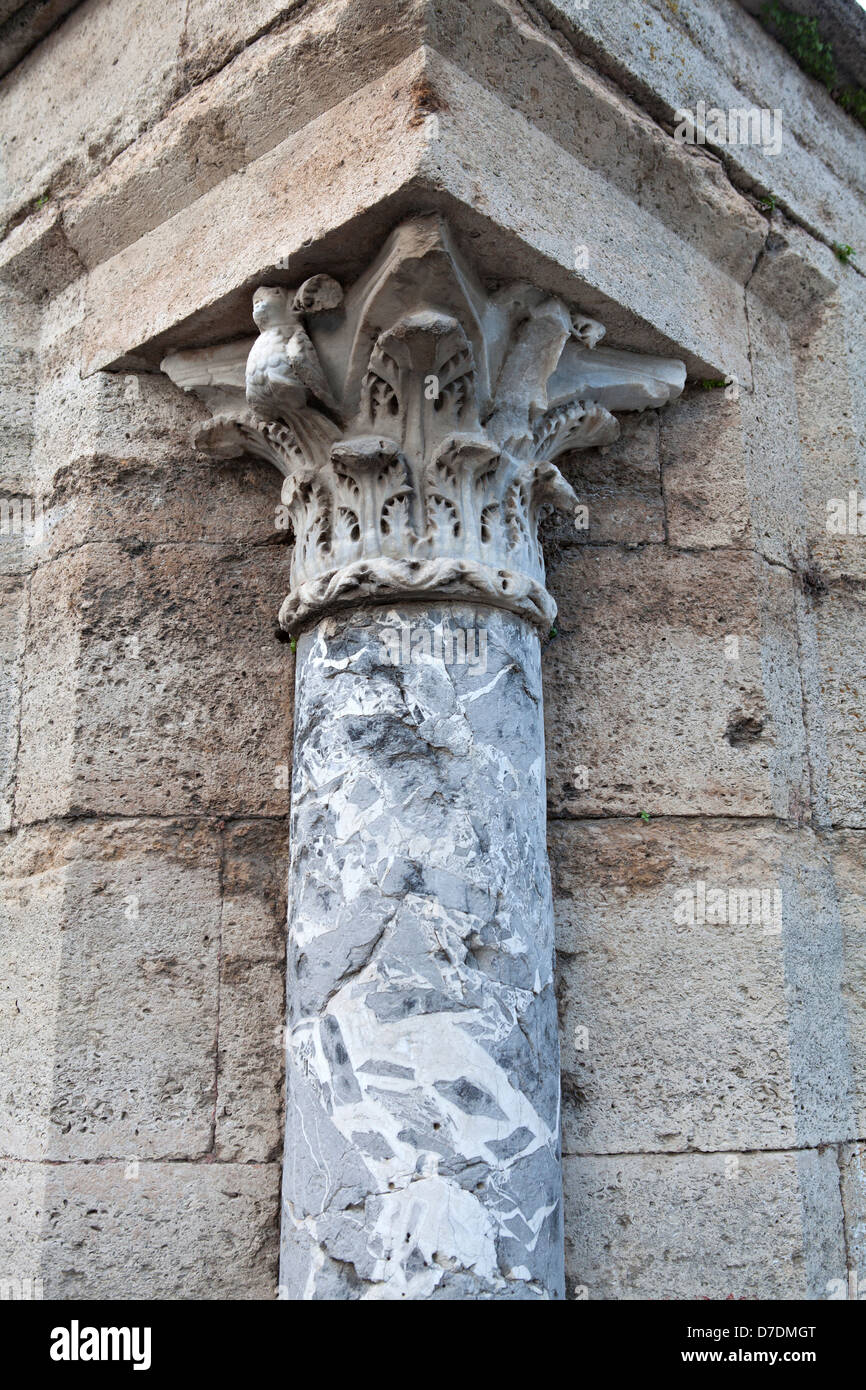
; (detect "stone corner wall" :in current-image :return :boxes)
[1,0,865,1300]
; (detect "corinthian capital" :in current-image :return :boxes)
[162,216,685,631]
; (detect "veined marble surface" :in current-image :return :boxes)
[280,603,563,1299]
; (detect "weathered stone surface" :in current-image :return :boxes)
[543,546,809,821]
[30,359,207,492]
[15,541,292,822]
[739,0,866,92]
[551,818,855,1155]
[839,1142,866,1296]
[281,604,563,1299]
[806,589,866,830]
[427,0,766,285]
[215,819,288,1162]
[749,216,838,328]
[828,831,866,1136]
[563,1148,846,1300]
[216,958,285,1165]
[837,269,866,511]
[554,410,664,547]
[0,827,62,1162]
[0,1,82,81]
[220,818,288,963]
[739,293,808,570]
[0,576,26,829]
[0,204,82,300]
[62,0,423,272]
[0,284,34,496]
[80,50,435,373]
[790,284,866,584]
[0,1159,280,1298]
[425,35,757,382]
[541,0,864,250]
[0,0,186,231]
[0,820,221,1161]
[781,263,866,835]
[19,329,284,558]
[3,0,768,298]
[660,389,752,550]
[180,0,308,84]
[43,450,281,560]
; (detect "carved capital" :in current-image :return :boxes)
[163,216,685,631]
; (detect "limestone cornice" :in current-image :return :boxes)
[162,215,685,632]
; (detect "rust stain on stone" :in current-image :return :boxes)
[407,76,448,126]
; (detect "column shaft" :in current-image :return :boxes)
[279,603,563,1300]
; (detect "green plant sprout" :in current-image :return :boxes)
[762,3,837,87]
[762,3,866,132]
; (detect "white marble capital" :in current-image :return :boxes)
[162,215,685,631]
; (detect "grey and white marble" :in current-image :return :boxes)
[279,603,563,1299]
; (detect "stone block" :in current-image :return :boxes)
[0,285,34,495]
[563,1148,846,1300]
[0,820,221,1161]
[30,361,207,491]
[839,1142,866,1295]
[63,0,421,271]
[829,831,866,1135]
[792,278,866,584]
[15,541,293,822]
[739,293,808,570]
[660,389,752,550]
[426,0,765,284]
[541,0,864,251]
[0,576,26,829]
[551,818,854,1154]
[43,449,281,558]
[553,411,664,547]
[80,47,751,383]
[543,546,808,820]
[215,819,288,1162]
[807,589,866,829]
[0,1159,280,1298]
[0,0,186,230]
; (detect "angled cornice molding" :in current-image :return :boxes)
[162,215,685,631]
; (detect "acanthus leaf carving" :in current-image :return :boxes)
[161,215,686,631]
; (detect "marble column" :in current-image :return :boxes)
[161,214,685,1299]
[282,603,559,1298]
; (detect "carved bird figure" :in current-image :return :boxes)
[246,275,343,422]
